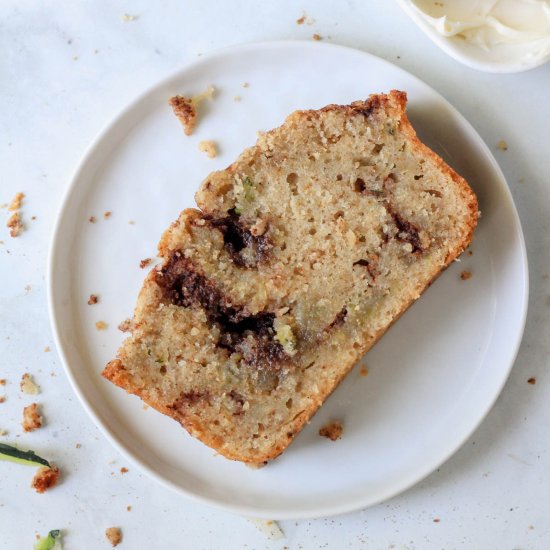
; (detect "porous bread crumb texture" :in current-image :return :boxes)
[32,466,60,493]
[22,403,43,432]
[103,91,478,465]
[106,527,122,547]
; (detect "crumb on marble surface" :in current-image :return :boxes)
[20,373,40,395]
[7,211,23,237]
[106,527,122,546]
[22,403,43,432]
[8,192,25,212]
[32,466,60,493]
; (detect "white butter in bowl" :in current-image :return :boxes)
[397,0,550,72]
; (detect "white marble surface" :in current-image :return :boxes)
[1,1,549,548]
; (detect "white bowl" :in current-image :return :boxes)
[397,0,550,73]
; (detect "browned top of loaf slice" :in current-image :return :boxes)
[103,90,478,465]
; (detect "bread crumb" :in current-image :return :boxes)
[8,192,25,212]
[118,318,132,333]
[497,140,508,151]
[95,321,108,330]
[7,212,23,237]
[76,443,82,448]
[312,33,322,41]
[127,505,132,512]
[89,216,96,223]
[31,465,60,493]
[249,518,285,540]
[199,140,218,158]
[359,365,368,376]
[296,11,315,25]
[0,396,6,404]
[460,270,472,280]
[169,85,215,136]
[106,527,122,546]
[22,403,43,432]
[88,294,99,305]
[242,82,250,88]
[139,258,152,269]
[128,220,135,225]
[467,250,473,256]
[120,467,128,474]
[44,346,50,352]
[319,421,343,441]
[20,373,40,395]
[104,211,112,219]
[0,379,5,385]
[0,429,7,436]
[122,13,138,22]
[433,518,441,523]
[234,95,242,102]
[527,377,536,385]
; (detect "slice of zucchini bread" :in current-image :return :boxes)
[103,91,478,465]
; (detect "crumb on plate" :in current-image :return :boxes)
[95,321,108,331]
[460,270,472,280]
[169,85,215,136]
[528,377,536,385]
[497,139,508,151]
[319,421,343,441]
[199,140,218,158]
[88,294,99,305]
[139,258,152,269]
[118,318,132,333]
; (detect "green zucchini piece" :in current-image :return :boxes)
[0,442,50,467]
[34,530,62,550]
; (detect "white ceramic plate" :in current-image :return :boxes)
[48,41,528,519]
